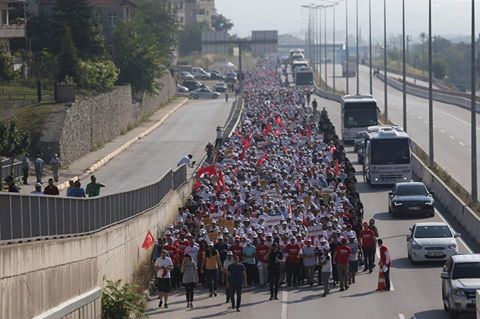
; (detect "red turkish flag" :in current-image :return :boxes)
[142,230,154,249]
[217,170,224,194]
[334,160,339,177]
[197,165,217,177]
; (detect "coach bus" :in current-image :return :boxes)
[294,66,314,93]
[341,95,378,142]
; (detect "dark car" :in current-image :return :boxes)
[210,71,225,81]
[182,80,205,92]
[388,182,435,218]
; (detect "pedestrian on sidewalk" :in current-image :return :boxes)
[347,233,360,285]
[227,255,247,312]
[177,154,195,168]
[378,239,391,291]
[85,175,105,198]
[21,153,30,185]
[155,250,173,309]
[205,142,214,164]
[267,242,283,300]
[34,154,44,184]
[334,237,352,291]
[44,178,59,196]
[225,93,229,102]
[50,154,61,183]
[181,254,199,308]
[311,98,318,114]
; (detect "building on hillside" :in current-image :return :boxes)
[31,0,134,50]
[167,0,214,30]
[0,0,26,51]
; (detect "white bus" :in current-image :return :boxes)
[363,125,412,185]
[341,95,379,142]
[294,66,314,93]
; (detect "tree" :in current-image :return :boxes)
[57,25,80,82]
[0,120,30,182]
[212,13,233,32]
[50,0,105,58]
[113,21,165,94]
[178,22,210,55]
[0,43,14,81]
[433,59,447,80]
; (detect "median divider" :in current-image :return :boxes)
[56,98,189,191]
[315,84,480,247]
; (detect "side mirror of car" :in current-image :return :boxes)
[429,191,435,196]
[406,234,411,241]
[454,233,461,238]
[440,272,450,280]
[388,192,393,196]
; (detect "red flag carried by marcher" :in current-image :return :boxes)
[217,170,224,193]
[306,126,311,138]
[334,160,339,177]
[192,179,201,191]
[197,165,217,177]
[142,230,154,249]
[256,153,268,167]
[288,204,293,219]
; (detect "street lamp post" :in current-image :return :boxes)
[402,0,407,132]
[428,0,434,168]
[369,0,372,95]
[333,3,337,93]
[324,7,327,87]
[345,0,349,94]
[471,0,477,202]
[356,0,359,95]
[383,0,388,120]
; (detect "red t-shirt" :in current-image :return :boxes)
[380,245,391,266]
[163,244,178,265]
[256,244,270,263]
[231,244,243,260]
[335,245,352,265]
[174,239,190,252]
[285,243,301,264]
[360,229,376,248]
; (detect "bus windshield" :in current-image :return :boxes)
[296,72,313,85]
[371,138,410,165]
[343,102,378,127]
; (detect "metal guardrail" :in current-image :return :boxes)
[1,160,22,180]
[0,164,187,243]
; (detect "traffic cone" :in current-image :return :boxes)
[376,269,386,291]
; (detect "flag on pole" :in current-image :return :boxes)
[142,230,155,249]
[334,160,339,177]
[217,170,224,194]
[197,165,217,177]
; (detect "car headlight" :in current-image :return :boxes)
[411,242,422,249]
[424,200,434,205]
[394,201,403,206]
[453,289,465,296]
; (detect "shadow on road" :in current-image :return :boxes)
[391,257,446,270]
[414,309,475,319]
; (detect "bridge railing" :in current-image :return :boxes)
[0,164,187,243]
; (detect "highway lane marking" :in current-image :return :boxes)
[398,314,406,319]
[281,289,288,319]
[440,129,446,134]
[435,108,480,130]
[434,208,473,253]
[449,135,455,140]
[459,141,465,146]
[423,120,428,124]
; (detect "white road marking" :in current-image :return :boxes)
[398,313,406,319]
[424,120,428,124]
[440,129,446,134]
[417,116,422,120]
[449,135,455,140]
[281,289,288,319]
[434,208,473,253]
[459,141,465,146]
[435,108,480,130]
[433,125,437,129]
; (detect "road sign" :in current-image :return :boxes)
[201,31,228,55]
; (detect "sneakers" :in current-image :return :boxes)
[213,291,217,297]
[236,307,240,312]
[164,303,168,309]
[209,292,213,297]
[269,296,273,300]
[158,300,163,308]
[274,296,279,300]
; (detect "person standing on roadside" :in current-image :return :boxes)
[347,233,360,285]
[242,239,256,286]
[360,222,376,273]
[21,153,30,185]
[68,181,85,198]
[181,254,199,308]
[227,255,247,312]
[215,126,224,149]
[311,98,318,114]
[319,246,332,297]
[205,142,214,164]
[85,175,105,198]
[267,242,283,300]
[34,154,44,184]
[44,178,59,195]
[378,239,391,291]
[177,154,195,168]
[50,154,61,182]
[155,250,173,309]
[334,237,352,291]
[302,238,317,286]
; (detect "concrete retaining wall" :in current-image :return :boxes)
[0,179,193,319]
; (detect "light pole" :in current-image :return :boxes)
[368,0,372,95]
[383,0,388,120]
[471,0,477,202]
[428,0,434,168]
[402,0,407,132]
[345,0,349,94]
[355,0,359,95]
[324,6,327,87]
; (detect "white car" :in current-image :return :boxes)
[407,222,460,263]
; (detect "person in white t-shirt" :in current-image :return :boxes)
[302,239,317,286]
[155,251,174,308]
[319,241,332,297]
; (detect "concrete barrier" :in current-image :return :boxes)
[0,178,193,319]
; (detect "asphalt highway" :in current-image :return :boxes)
[321,63,480,194]
[144,95,478,319]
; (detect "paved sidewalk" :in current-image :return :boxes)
[18,97,188,195]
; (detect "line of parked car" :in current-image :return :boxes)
[176,67,237,100]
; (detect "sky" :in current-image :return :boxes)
[216,0,477,43]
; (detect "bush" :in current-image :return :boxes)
[79,59,119,90]
[101,278,147,319]
[0,44,14,80]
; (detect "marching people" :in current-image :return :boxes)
[227,255,247,312]
[181,254,199,308]
[268,242,283,300]
[378,239,391,291]
[155,250,173,309]
[203,242,223,297]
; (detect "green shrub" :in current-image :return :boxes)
[0,43,14,81]
[79,59,119,90]
[101,278,147,319]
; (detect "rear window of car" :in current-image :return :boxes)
[395,184,428,196]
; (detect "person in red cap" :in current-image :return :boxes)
[334,237,352,291]
[359,222,376,273]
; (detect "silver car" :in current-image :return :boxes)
[189,88,220,99]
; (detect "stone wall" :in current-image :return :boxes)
[0,179,193,319]
[39,73,177,164]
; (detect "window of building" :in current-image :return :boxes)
[108,13,118,29]
[198,9,206,15]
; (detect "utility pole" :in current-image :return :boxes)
[471,0,477,201]
[402,0,407,132]
[345,0,349,94]
[356,0,359,95]
[324,7,327,87]
[383,0,388,120]
[369,0,372,95]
